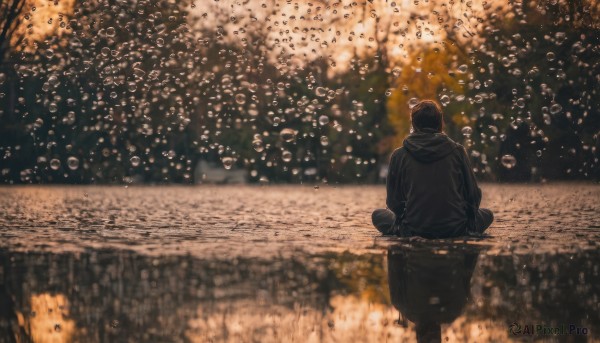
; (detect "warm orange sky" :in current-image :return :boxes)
[189,0,497,71]
[10,0,74,51]
[17,0,501,70]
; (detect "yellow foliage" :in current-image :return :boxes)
[386,43,468,147]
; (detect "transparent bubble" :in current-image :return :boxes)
[133,68,146,78]
[280,128,297,142]
[67,157,79,170]
[235,93,246,105]
[252,139,264,152]
[549,103,562,115]
[49,75,60,87]
[501,154,517,169]
[461,126,473,137]
[50,159,61,170]
[543,113,552,125]
[221,157,234,169]
[127,81,137,92]
[458,64,468,73]
[282,150,292,163]
[546,52,556,61]
[318,115,329,126]
[315,87,327,97]
[408,98,419,109]
[320,136,329,146]
[130,156,141,167]
[106,27,116,37]
[439,95,450,106]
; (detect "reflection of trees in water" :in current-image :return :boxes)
[386,244,600,341]
[468,250,600,330]
[1,247,599,341]
[0,249,384,342]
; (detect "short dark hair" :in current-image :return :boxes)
[411,100,444,132]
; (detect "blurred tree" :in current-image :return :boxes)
[464,0,600,181]
[387,44,469,146]
[0,0,26,66]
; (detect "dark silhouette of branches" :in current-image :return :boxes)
[0,0,27,66]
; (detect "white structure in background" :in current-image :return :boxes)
[194,160,246,184]
[378,164,388,183]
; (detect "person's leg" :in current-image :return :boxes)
[474,208,494,234]
[372,209,396,235]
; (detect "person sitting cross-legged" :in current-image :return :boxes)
[372,100,493,238]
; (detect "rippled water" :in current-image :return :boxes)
[1,246,598,342]
[1,185,599,342]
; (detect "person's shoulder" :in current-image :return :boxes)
[390,147,407,159]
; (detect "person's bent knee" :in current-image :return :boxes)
[371,209,387,225]
[480,208,494,229]
[372,208,395,234]
[482,208,494,223]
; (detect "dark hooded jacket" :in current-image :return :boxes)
[386,130,481,237]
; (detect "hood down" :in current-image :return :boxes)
[403,131,459,163]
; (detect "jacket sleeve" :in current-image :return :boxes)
[386,150,405,216]
[459,146,481,217]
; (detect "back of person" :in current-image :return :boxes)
[372,100,493,238]
[392,131,470,237]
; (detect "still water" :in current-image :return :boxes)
[1,243,598,342]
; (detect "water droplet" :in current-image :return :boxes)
[549,103,562,114]
[501,154,517,169]
[221,157,234,169]
[67,157,79,170]
[50,159,61,170]
[106,27,116,37]
[130,156,141,167]
[133,68,146,78]
[252,139,264,152]
[280,128,297,142]
[546,52,556,61]
[543,113,552,125]
[408,98,419,109]
[282,150,292,162]
[127,81,137,92]
[458,64,468,73]
[48,102,58,113]
[439,94,450,106]
[318,115,329,126]
[315,87,327,97]
[320,136,329,146]
[461,126,473,137]
[235,93,246,105]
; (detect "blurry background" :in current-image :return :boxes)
[0,0,598,184]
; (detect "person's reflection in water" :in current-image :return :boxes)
[387,246,480,343]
